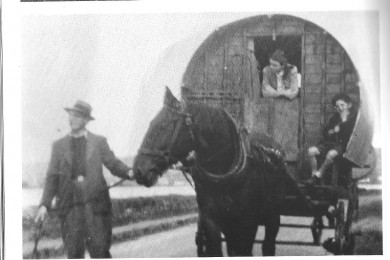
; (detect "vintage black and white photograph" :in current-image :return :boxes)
[2,0,388,258]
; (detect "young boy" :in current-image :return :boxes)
[306,93,357,186]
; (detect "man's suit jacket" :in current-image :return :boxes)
[40,132,129,216]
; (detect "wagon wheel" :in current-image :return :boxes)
[351,181,359,221]
[196,223,206,257]
[310,216,324,245]
[333,200,355,255]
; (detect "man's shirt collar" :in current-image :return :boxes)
[70,129,88,138]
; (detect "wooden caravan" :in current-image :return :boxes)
[180,14,374,181]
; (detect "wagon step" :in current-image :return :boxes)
[280,223,333,229]
[253,240,320,246]
[221,237,321,247]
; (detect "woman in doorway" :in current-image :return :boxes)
[262,49,299,99]
[258,49,300,161]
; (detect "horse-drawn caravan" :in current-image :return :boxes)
[133,14,376,256]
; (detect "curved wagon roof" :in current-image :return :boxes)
[143,12,377,169]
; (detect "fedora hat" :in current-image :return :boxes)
[64,100,95,120]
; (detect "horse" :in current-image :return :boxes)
[133,87,291,256]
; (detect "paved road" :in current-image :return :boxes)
[111,216,333,257]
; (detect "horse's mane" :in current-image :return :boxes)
[186,102,234,141]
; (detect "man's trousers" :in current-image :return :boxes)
[60,182,112,258]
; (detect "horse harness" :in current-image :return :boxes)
[138,104,251,185]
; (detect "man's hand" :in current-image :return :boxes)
[334,125,340,133]
[35,206,47,223]
[340,111,349,122]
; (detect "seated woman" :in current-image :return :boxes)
[262,49,299,99]
[306,93,357,186]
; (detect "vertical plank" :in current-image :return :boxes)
[320,32,327,134]
[341,49,345,92]
[298,26,306,178]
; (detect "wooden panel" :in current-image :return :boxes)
[305,93,322,103]
[225,34,244,93]
[326,64,343,73]
[304,103,321,113]
[326,42,343,54]
[276,24,305,35]
[306,74,322,84]
[305,131,322,146]
[265,98,300,161]
[185,91,243,124]
[305,32,325,45]
[326,73,342,84]
[304,83,322,93]
[305,44,325,55]
[325,104,336,113]
[305,54,323,65]
[304,113,322,124]
[326,84,342,94]
[204,47,225,91]
[305,64,322,74]
[326,53,342,64]
[305,122,322,133]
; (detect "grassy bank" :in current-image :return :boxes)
[23,195,197,241]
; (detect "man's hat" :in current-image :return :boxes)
[64,100,95,120]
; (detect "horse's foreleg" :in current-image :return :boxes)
[239,224,258,256]
[201,217,223,257]
[263,212,280,256]
[224,221,258,256]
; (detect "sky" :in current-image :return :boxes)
[20,11,382,165]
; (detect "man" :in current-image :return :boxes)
[35,100,133,258]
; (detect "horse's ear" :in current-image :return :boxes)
[164,86,180,110]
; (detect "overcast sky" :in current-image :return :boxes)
[21,11,381,164]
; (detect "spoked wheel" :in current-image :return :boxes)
[311,216,324,245]
[333,200,354,255]
[196,223,206,257]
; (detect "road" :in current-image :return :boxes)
[110,216,333,257]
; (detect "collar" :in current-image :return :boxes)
[70,129,88,138]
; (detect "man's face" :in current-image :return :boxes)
[270,59,283,73]
[68,111,88,132]
[335,99,352,114]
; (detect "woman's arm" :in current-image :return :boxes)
[262,67,281,98]
[283,66,299,100]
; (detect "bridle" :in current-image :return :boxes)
[138,103,249,185]
[138,105,195,167]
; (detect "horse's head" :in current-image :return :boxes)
[133,87,195,187]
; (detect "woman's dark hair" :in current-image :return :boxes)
[270,49,291,80]
[331,93,353,106]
